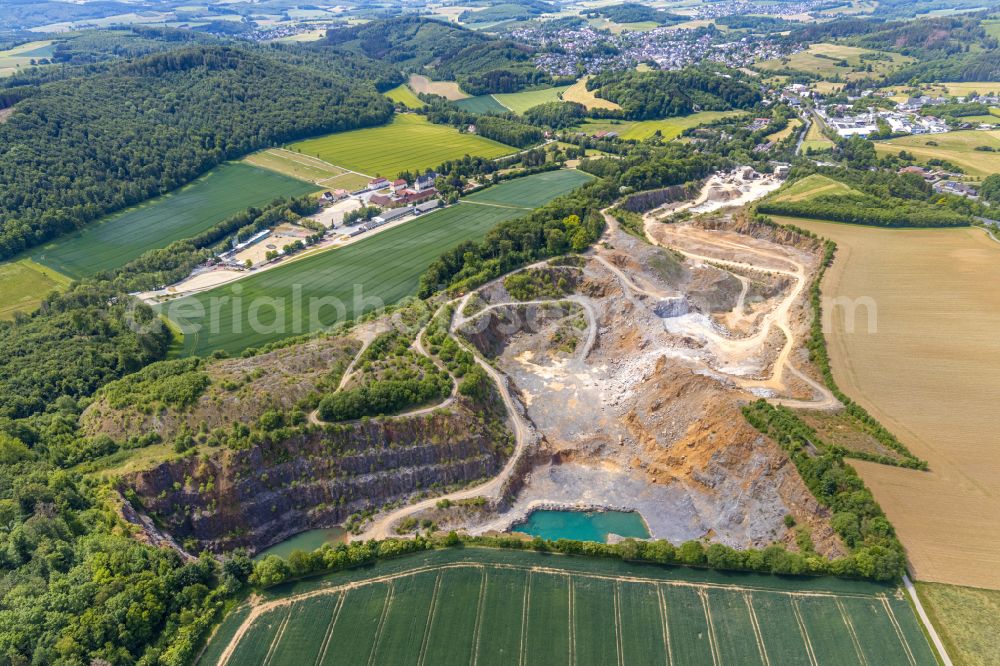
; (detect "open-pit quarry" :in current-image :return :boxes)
[357,197,846,557]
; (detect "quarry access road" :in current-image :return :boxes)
[308,308,459,428]
[353,296,540,541]
[630,204,839,410]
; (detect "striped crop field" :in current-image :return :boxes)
[453,95,511,114]
[494,85,571,114]
[199,548,939,666]
[28,162,316,279]
[385,83,424,109]
[287,114,517,177]
[164,169,594,357]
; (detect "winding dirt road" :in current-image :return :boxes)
[601,206,839,410]
[353,296,549,541]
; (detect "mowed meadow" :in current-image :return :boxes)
[28,163,316,279]
[288,114,516,177]
[0,259,72,320]
[789,217,1000,590]
[165,170,594,356]
[574,111,748,141]
[199,548,936,666]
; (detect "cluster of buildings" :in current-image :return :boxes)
[817,106,950,138]
[520,23,790,76]
[813,101,950,138]
[347,199,442,237]
[899,166,979,199]
[800,86,999,138]
[367,174,438,208]
[690,0,824,19]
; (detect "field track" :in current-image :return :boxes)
[200,549,937,666]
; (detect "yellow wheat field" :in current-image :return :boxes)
[787,217,1000,591]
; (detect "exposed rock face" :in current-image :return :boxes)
[122,406,510,553]
[653,297,689,318]
[453,214,846,558]
[459,302,581,360]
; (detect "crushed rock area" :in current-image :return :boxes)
[454,214,843,557]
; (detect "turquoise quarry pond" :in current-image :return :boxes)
[513,510,650,543]
[253,527,347,560]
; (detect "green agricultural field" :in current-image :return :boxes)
[385,83,424,109]
[165,169,594,356]
[463,169,594,208]
[917,582,1000,666]
[758,42,914,81]
[771,173,861,203]
[574,111,748,141]
[199,547,939,666]
[0,40,55,77]
[0,258,72,320]
[288,114,516,177]
[874,130,1000,179]
[957,114,1000,124]
[494,85,571,113]
[453,95,510,114]
[29,163,316,279]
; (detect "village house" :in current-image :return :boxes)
[414,174,436,192]
[934,180,979,198]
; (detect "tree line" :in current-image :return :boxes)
[425,102,545,148]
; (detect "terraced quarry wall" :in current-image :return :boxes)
[124,405,511,553]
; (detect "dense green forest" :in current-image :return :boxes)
[0,44,392,260]
[586,3,684,25]
[759,192,972,227]
[425,101,545,147]
[322,17,555,94]
[982,174,1000,205]
[588,67,762,120]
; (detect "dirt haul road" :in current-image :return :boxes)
[621,208,839,410]
[353,295,545,541]
[354,201,839,540]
